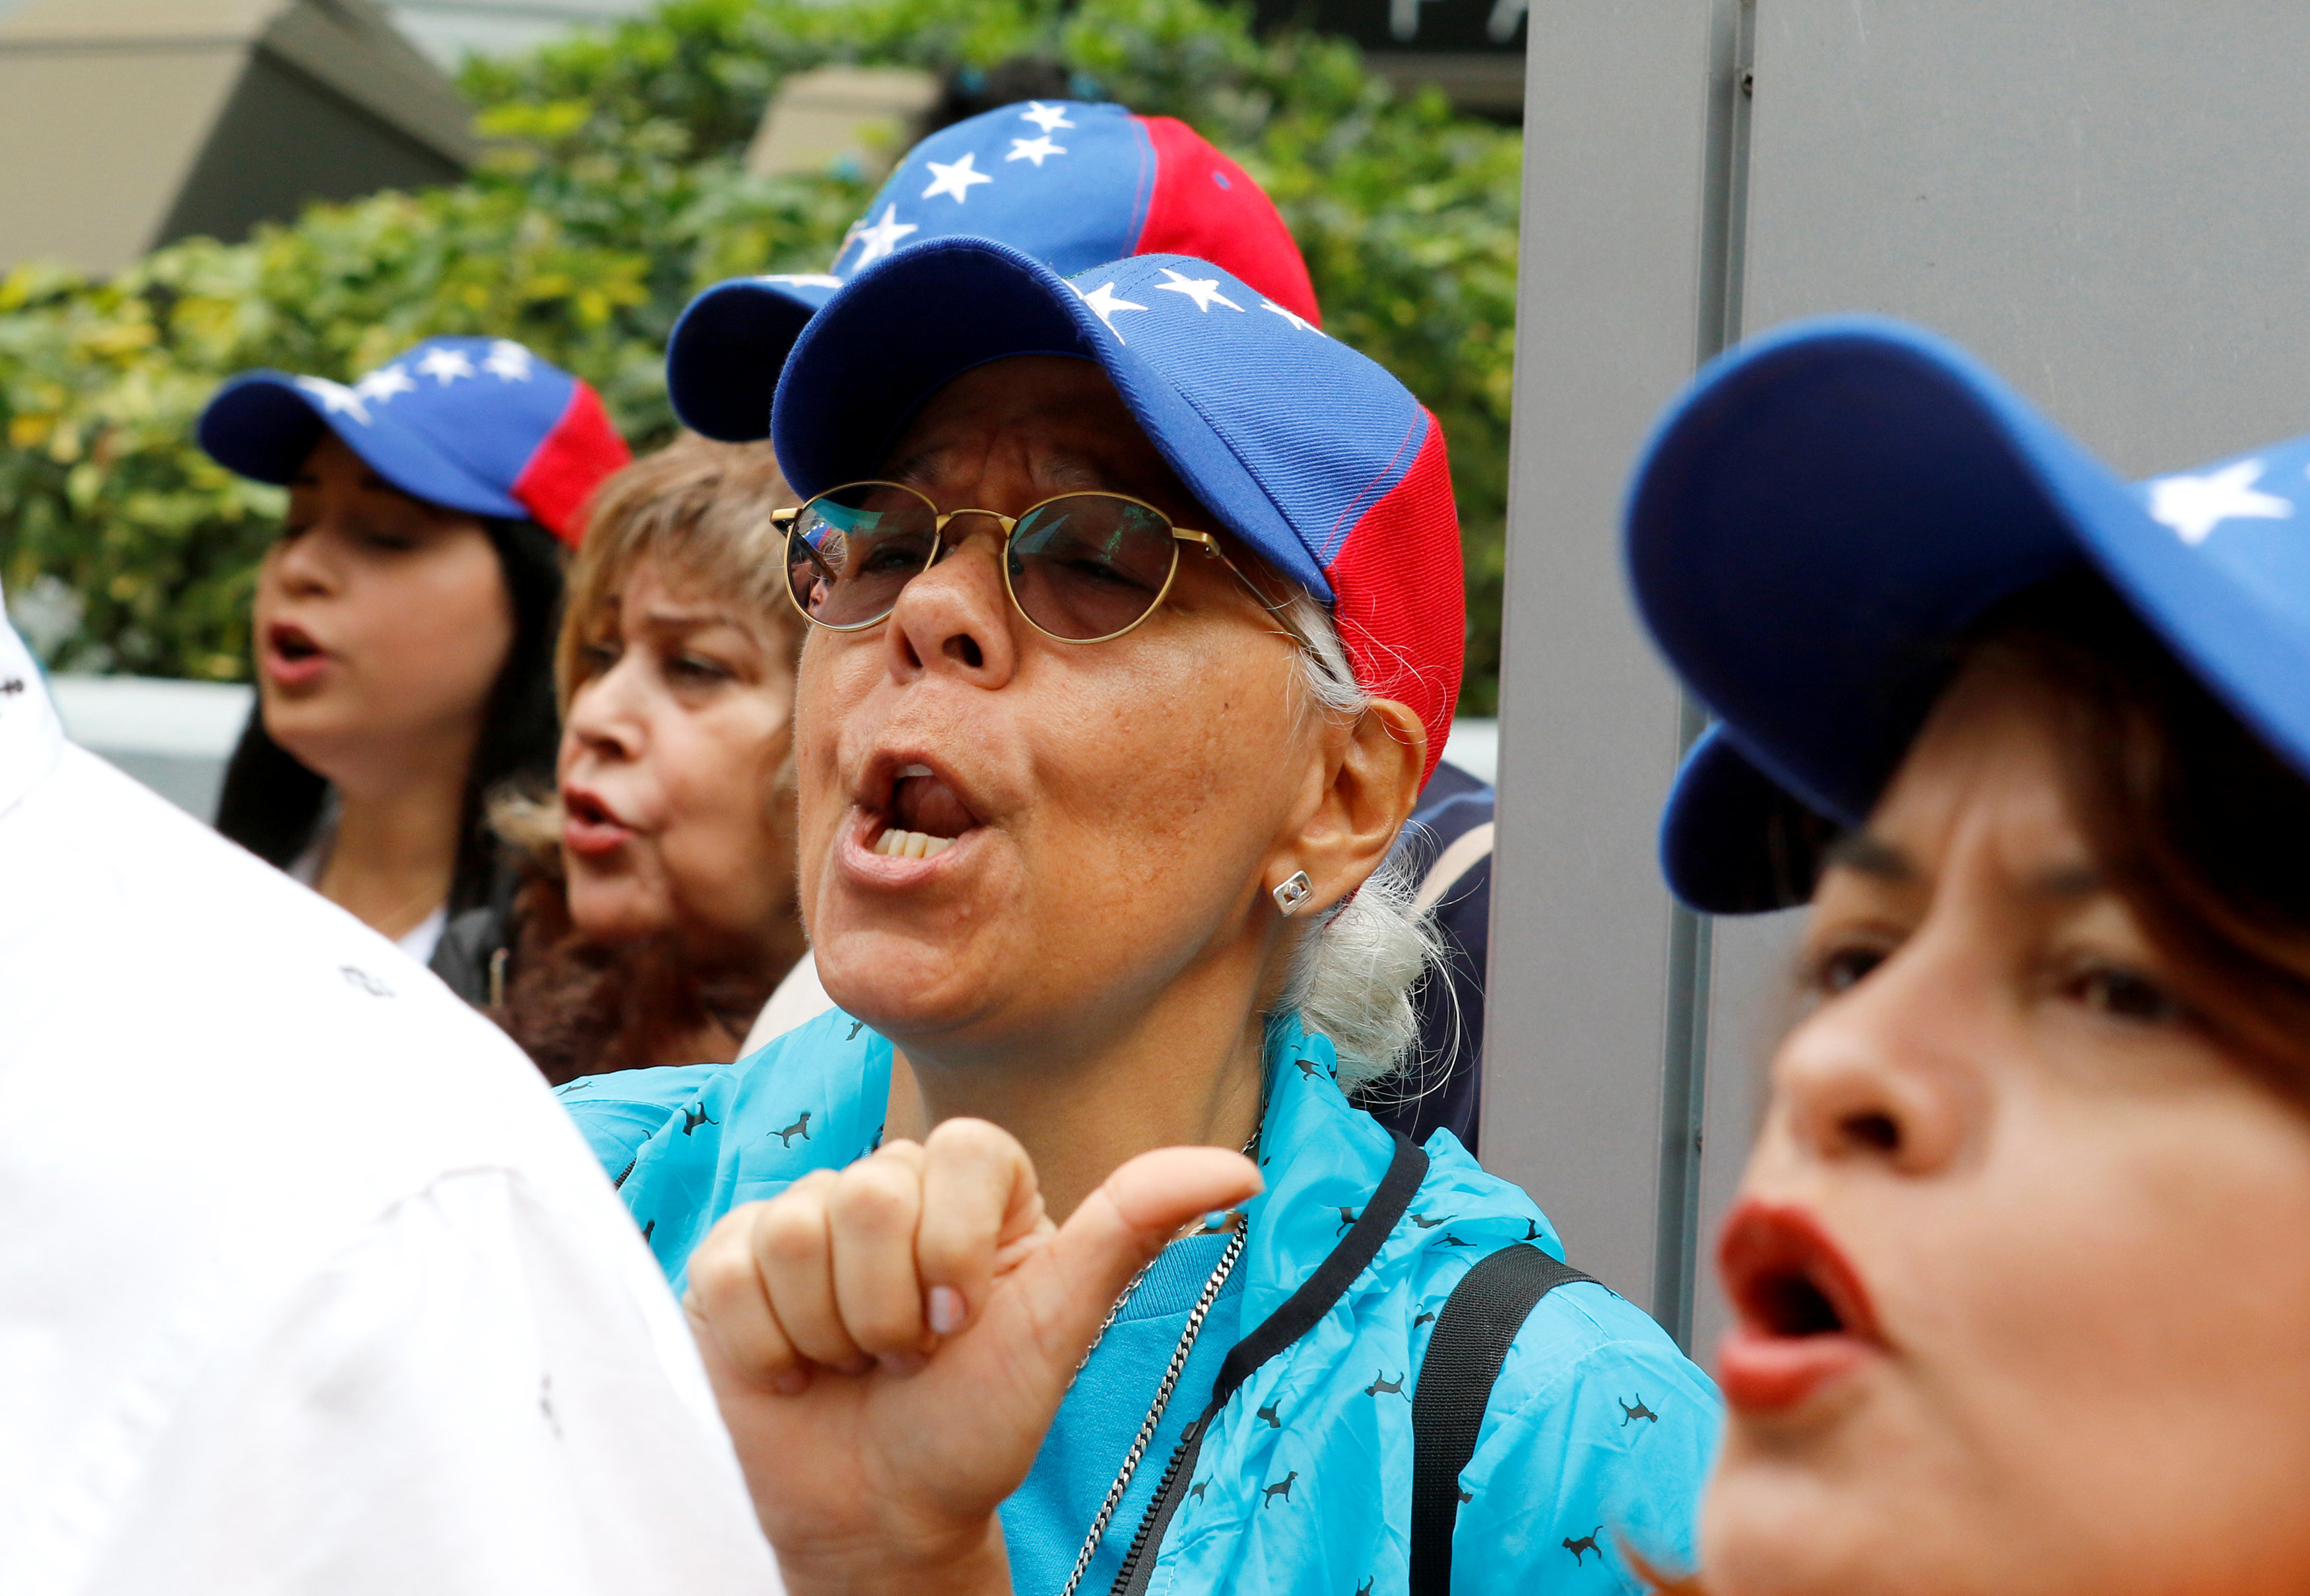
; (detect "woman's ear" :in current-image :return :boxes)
[1267,698,1428,914]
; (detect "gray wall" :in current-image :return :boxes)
[1488,0,2310,1353]
[162,51,465,248]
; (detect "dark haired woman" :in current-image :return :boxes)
[199,337,628,965]
[1616,318,2310,1595]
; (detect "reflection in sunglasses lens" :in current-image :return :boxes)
[785,484,937,627]
[1010,497,1176,640]
[783,485,1181,639]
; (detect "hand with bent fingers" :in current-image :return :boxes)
[683,1118,1262,1596]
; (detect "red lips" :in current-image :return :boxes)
[1717,1200,1886,1415]
[561,785,633,858]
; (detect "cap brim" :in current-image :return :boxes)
[1634,316,2310,913]
[667,276,841,442]
[770,236,1331,598]
[1660,725,1838,914]
[197,374,331,484]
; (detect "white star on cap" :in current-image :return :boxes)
[758,273,844,289]
[1018,101,1075,133]
[353,364,416,405]
[1006,135,1067,168]
[921,150,994,204]
[1072,281,1147,344]
[1152,267,1243,314]
[2147,459,2292,546]
[1259,299,1325,337]
[849,204,919,269]
[295,376,372,425]
[416,347,476,385]
[483,340,534,382]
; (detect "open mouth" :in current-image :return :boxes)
[1716,1201,1883,1413]
[868,762,981,859]
[561,785,634,857]
[565,789,616,829]
[267,622,323,662]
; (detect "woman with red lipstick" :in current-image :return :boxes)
[569,242,1720,1596]
[201,337,629,966]
[435,433,810,1081]
[1617,318,2310,1596]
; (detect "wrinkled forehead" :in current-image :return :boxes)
[874,354,1181,499]
[1841,657,2105,890]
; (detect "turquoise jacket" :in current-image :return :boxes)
[558,1011,1720,1592]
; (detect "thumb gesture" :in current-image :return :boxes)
[685,1120,1261,1596]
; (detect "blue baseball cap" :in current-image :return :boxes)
[198,336,632,545]
[667,99,1319,443]
[1629,316,2310,913]
[771,236,1465,783]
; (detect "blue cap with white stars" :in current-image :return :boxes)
[772,236,1465,785]
[665,99,1317,442]
[198,336,629,545]
[1626,316,2310,913]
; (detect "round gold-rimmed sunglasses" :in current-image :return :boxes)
[770,480,1293,645]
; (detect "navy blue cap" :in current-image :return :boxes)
[197,336,630,545]
[1630,316,2310,913]
[667,99,1317,443]
[772,236,1465,783]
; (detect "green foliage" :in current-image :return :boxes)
[0,0,1518,709]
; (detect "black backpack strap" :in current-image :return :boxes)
[1409,1243,1598,1595]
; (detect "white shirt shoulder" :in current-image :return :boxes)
[0,665,780,1595]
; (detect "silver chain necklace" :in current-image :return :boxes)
[1054,1129,1258,1596]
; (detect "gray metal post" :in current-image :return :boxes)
[1490,0,2310,1354]
[1484,0,1746,1332]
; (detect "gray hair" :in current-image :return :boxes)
[1269,591,1447,1092]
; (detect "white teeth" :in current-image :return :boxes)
[896,763,933,779]
[874,827,956,858]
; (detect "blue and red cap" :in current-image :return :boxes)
[669,99,1320,444]
[771,237,1463,782]
[197,336,632,546]
[1628,316,2310,912]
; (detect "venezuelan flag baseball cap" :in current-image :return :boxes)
[1628,316,2310,912]
[197,336,631,546]
[668,99,1319,444]
[770,237,1463,783]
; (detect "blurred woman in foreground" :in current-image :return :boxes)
[199,337,628,964]
[583,240,1719,1595]
[435,433,809,1079]
[1622,319,2310,1595]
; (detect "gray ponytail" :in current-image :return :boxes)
[1269,592,1445,1091]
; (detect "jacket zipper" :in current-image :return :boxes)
[1105,1132,1431,1594]
[1108,1418,1209,1595]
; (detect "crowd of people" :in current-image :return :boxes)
[8,87,2310,1596]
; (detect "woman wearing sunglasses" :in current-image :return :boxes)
[563,240,1718,1595]
[1612,319,2310,1595]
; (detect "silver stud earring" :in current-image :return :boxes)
[1272,871,1313,916]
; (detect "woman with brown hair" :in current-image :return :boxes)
[435,432,808,1082]
[1613,318,2310,1595]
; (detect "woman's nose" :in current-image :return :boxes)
[266,523,339,598]
[565,655,646,760]
[882,525,1016,687]
[1769,948,1976,1177]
